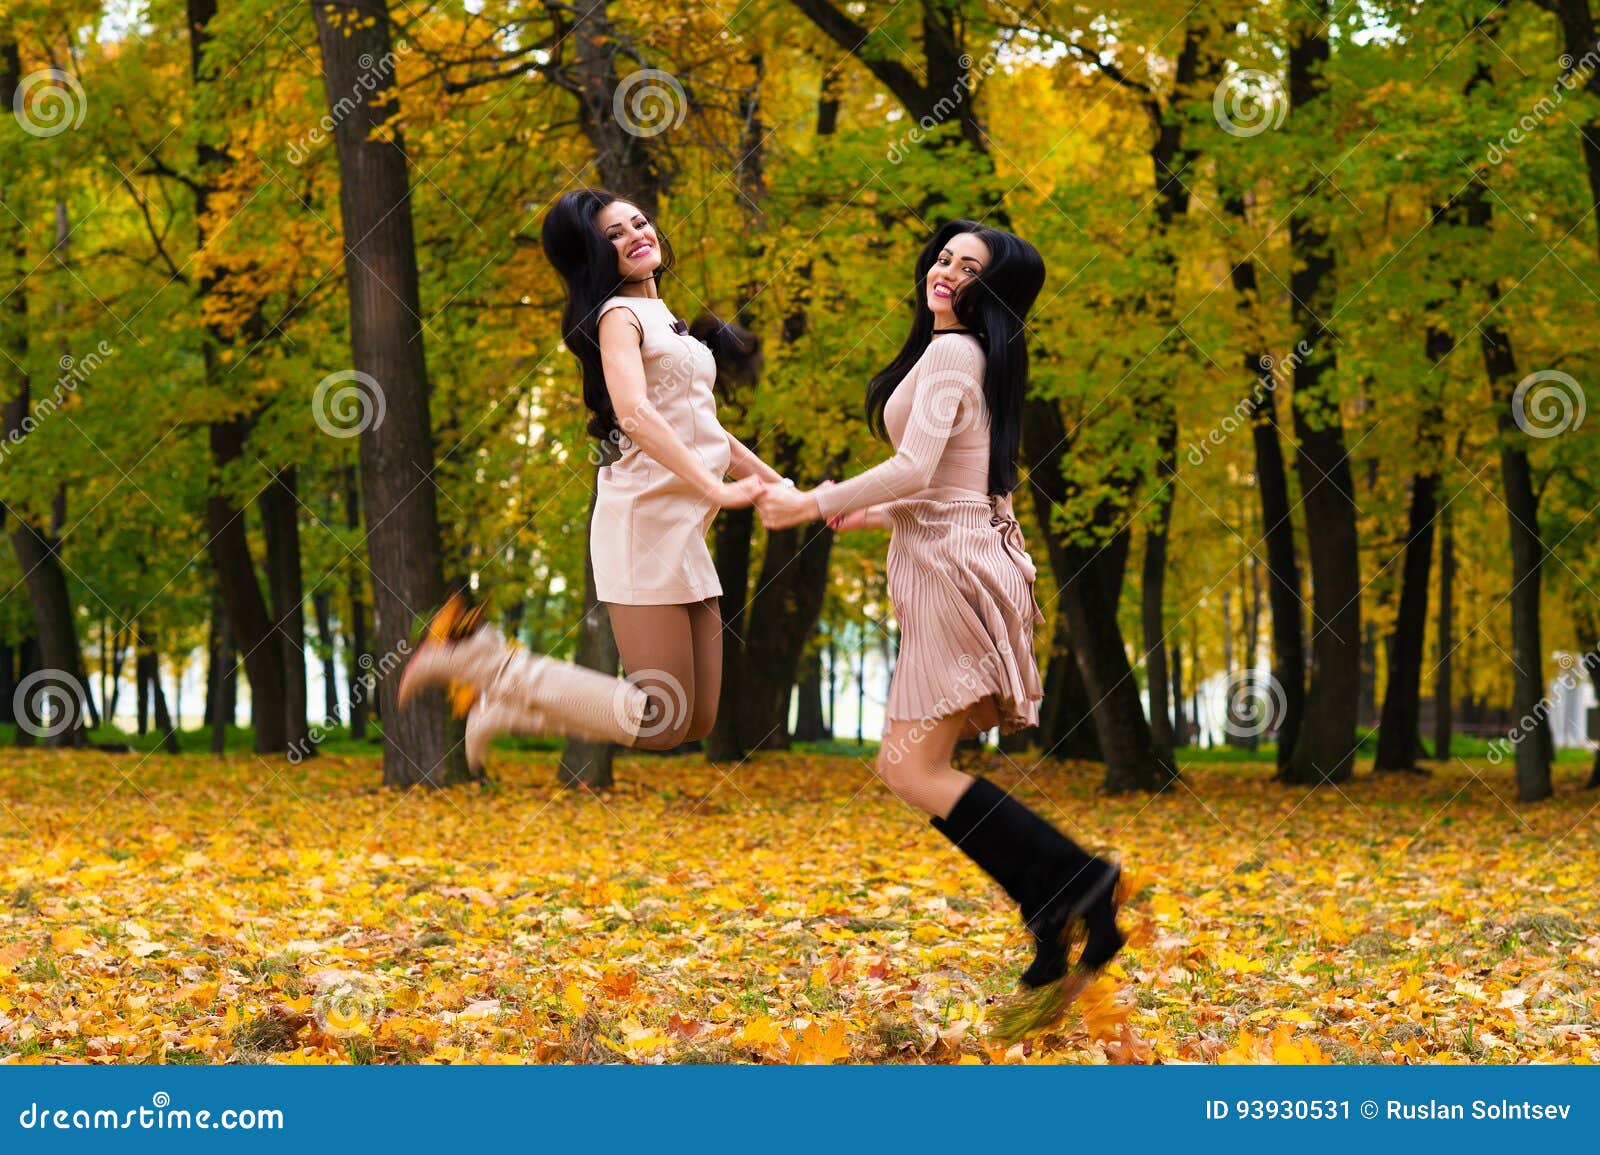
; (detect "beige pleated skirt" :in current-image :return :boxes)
[883,488,1046,733]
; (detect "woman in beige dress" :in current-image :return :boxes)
[756,220,1125,989]
[399,189,785,764]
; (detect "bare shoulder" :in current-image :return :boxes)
[597,300,644,341]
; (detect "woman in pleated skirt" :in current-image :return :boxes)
[757,220,1125,991]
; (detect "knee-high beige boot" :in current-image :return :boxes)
[397,594,511,708]
[462,695,549,773]
[479,648,648,747]
[399,593,648,748]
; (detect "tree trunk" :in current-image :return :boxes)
[311,0,461,785]
[209,589,235,755]
[314,590,340,725]
[1227,202,1306,772]
[1453,156,1551,799]
[710,57,837,762]
[1374,470,1439,771]
[204,594,220,731]
[0,640,12,728]
[1541,0,1600,258]
[708,505,754,761]
[184,1,288,755]
[1134,26,1203,767]
[259,466,310,752]
[1433,502,1455,759]
[1234,551,1261,752]
[136,647,150,735]
[706,56,768,764]
[1024,400,1171,791]
[546,0,680,782]
[1360,617,1380,731]
[1170,640,1186,747]
[1376,235,1453,772]
[1141,509,1174,760]
[207,417,288,752]
[107,627,125,723]
[136,632,179,754]
[343,466,370,741]
[856,622,868,745]
[1037,635,1104,762]
[1283,4,1360,786]
[13,637,38,747]
[98,617,108,726]
[0,60,92,748]
[737,522,834,751]
[825,631,836,738]
[559,484,619,789]
[1483,313,1550,801]
[793,648,826,742]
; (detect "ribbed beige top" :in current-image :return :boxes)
[812,333,989,522]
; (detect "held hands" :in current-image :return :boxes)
[712,475,768,509]
[754,479,824,530]
[708,477,823,531]
[719,476,866,532]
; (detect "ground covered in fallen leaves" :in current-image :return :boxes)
[1,747,1596,1064]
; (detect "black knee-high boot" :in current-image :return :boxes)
[931,776,1124,988]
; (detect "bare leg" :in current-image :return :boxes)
[876,711,976,818]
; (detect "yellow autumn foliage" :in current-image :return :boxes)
[0,749,1596,1065]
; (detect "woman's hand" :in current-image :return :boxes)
[756,483,821,530]
[712,476,768,509]
[826,507,875,533]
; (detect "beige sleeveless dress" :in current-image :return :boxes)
[812,333,1044,732]
[590,295,732,605]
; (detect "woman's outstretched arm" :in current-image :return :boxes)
[810,335,983,522]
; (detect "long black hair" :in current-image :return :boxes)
[540,188,677,440]
[864,220,1045,495]
[689,313,762,394]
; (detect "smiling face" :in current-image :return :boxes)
[595,200,660,282]
[926,230,989,324]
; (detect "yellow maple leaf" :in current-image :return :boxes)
[736,1015,782,1048]
[788,1020,850,1065]
[51,928,89,953]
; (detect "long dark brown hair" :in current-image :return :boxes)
[540,188,678,440]
[864,220,1046,495]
